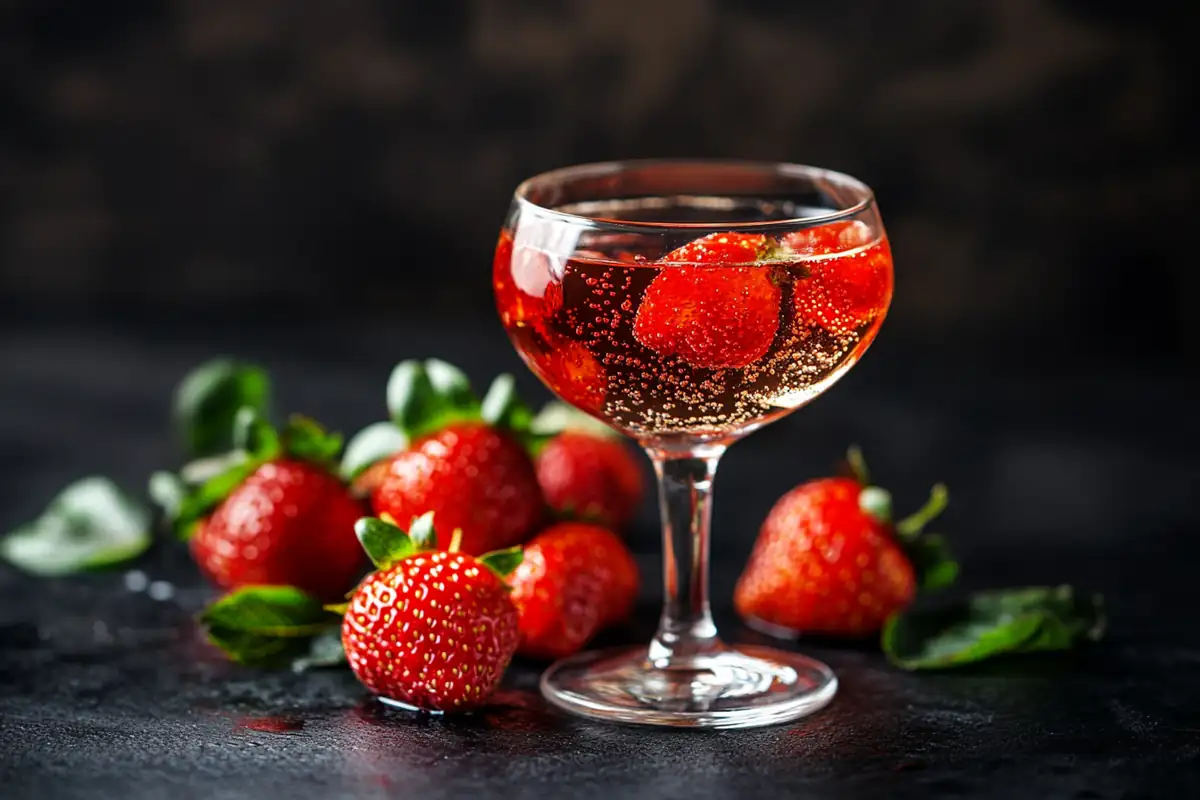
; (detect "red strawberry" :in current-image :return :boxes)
[371,422,543,555]
[343,515,522,712]
[190,460,366,601]
[633,233,781,369]
[782,220,873,255]
[536,432,644,529]
[735,451,951,636]
[533,339,607,413]
[785,223,893,336]
[494,230,559,337]
[509,522,639,659]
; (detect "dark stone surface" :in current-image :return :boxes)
[1,317,1198,799]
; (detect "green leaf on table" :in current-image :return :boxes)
[354,516,414,570]
[882,585,1105,671]
[1,477,151,576]
[904,533,959,591]
[387,360,480,439]
[205,627,306,667]
[291,628,346,672]
[174,359,270,458]
[479,546,524,579]
[340,422,408,479]
[529,401,619,440]
[199,585,341,667]
[200,585,333,634]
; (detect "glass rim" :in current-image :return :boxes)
[512,158,877,235]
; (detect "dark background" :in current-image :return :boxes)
[1,0,1196,360]
[1,3,1199,797]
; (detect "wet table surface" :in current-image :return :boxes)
[1,317,1198,799]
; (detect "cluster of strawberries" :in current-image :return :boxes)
[157,359,645,712]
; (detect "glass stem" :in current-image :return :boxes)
[645,445,725,667]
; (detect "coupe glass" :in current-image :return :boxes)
[493,160,893,728]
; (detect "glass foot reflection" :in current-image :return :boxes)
[540,643,836,729]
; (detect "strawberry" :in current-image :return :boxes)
[633,233,782,369]
[781,220,873,256]
[161,410,366,602]
[342,514,522,712]
[536,432,643,529]
[734,449,952,637]
[191,460,365,601]
[371,422,542,554]
[509,522,639,659]
[529,402,644,529]
[524,338,607,414]
[784,223,893,336]
[342,362,544,555]
[494,229,560,337]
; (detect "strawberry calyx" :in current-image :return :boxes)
[341,360,547,479]
[173,358,271,460]
[844,447,957,592]
[351,512,523,584]
[155,409,346,541]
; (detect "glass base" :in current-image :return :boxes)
[540,643,837,729]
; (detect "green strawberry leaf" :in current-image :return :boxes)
[281,415,343,466]
[178,451,251,484]
[168,454,263,540]
[529,401,619,440]
[174,359,270,459]
[354,516,414,570]
[1,477,152,576]
[481,374,536,431]
[905,533,959,591]
[340,422,408,480]
[291,628,346,672]
[407,511,438,551]
[387,360,481,440]
[232,406,281,459]
[424,359,477,410]
[479,546,524,579]
[882,585,1105,671]
[199,586,342,667]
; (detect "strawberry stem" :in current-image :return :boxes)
[448,528,463,553]
[846,445,870,486]
[896,484,949,540]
